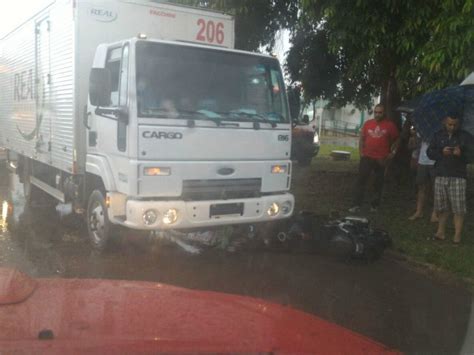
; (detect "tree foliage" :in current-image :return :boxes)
[286,22,340,103]
[287,0,474,114]
[417,0,474,89]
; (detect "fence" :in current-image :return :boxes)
[321,120,360,137]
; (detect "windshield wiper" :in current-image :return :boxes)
[265,112,286,122]
[177,110,222,127]
[140,107,173,118]
[178,110,242,128]
[141,108,224,126]
[220,112,278,128]
[141,108,243,128]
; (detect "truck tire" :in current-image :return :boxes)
[87,189,112,251]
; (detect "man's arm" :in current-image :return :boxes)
[359,134,365,156]
[407,130,420,151]
[387,123,400,159]
[358,122,366,156]
[389,137,400,158]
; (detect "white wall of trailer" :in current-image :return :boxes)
[0,0,75,173]
[0,0,234,175]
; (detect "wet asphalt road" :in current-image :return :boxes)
[0,171,472,354]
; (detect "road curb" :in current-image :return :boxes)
[385,249,474,291]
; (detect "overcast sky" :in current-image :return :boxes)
[0,1,52,38]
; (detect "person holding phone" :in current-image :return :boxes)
[427,115,473,244]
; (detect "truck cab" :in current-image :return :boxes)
[86,38,294,248]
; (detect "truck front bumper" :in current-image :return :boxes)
[113,193,294,230]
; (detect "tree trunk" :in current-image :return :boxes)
[381,70,409,185]
[380,71,401,130]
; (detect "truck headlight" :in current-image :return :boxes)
[313,132,319,144]
[271,165,287,174]
[144,167,171,176]
[281,201,292,215]
[163,208,178,225]
[143,209,158,225]
[267,202,280,216]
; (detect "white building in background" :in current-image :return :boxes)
[302,100,375,136]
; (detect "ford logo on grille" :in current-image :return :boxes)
[217,167,235,176]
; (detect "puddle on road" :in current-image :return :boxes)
[0,171,198,279]
[0,172,104,276]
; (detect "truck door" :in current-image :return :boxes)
[35,16,52,162]
[89,44,130,159]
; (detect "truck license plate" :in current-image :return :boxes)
[210,203,244,217]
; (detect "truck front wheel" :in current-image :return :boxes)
[87,190,112,251]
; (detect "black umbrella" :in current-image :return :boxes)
[399,73,474,162]
[411,85,466,141]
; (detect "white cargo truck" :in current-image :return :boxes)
[0,0,294,250]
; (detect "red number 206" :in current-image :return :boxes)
[196,19,225,44]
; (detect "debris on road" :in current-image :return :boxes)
[264,211,392,261]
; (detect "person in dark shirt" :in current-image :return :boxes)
[427,115,473,244]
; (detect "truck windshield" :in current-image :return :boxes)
[136,42,289,123]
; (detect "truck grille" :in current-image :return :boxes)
[182,179,261,201]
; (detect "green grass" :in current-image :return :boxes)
[292,143,474,283]
[310,143,360,172]
[376,196,474,280]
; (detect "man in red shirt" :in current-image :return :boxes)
[349,104,399,212]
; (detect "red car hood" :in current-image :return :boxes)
[0,268,399,354]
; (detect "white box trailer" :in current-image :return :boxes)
[0,0,234,172]
[0,0,294,250]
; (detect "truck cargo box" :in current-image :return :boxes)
[0,0,234,174]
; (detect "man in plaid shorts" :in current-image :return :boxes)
[427,115,473,244]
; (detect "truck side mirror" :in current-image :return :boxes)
[291,117,298,128]
[117,106,129,125]
[288,91,300,122]
[89,68,111,107]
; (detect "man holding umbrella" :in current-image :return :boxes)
[427,114,473,244]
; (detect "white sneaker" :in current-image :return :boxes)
[348,206,360,213]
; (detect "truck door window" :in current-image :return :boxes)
[105,47,121,107]
[269,69,285,116]
[117,45,129,152]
